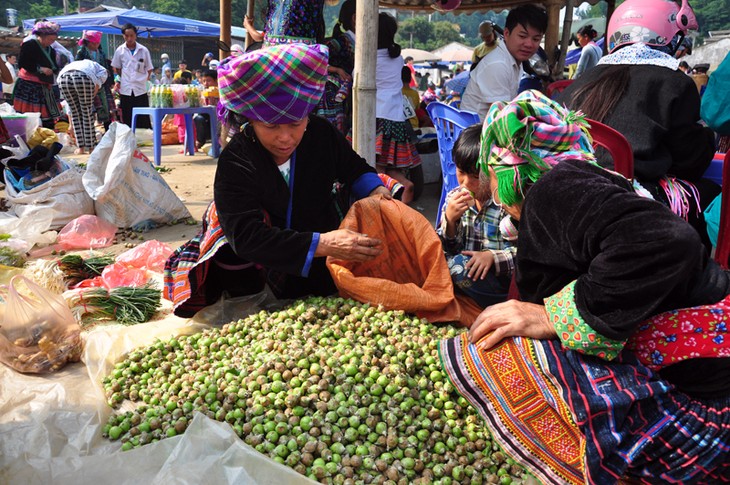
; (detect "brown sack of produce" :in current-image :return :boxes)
[327,195,481,326]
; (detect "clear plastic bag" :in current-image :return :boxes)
[0,275,82,373]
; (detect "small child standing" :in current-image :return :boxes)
[437,124,516,308]
[171,76,195,153]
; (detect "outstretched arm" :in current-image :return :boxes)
[244,16,264,43]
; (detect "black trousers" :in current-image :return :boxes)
[194,113,210,146]
[120,90,150,129]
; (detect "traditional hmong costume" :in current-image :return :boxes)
[14,21,62,128]
[263,0,325,47]
[315,27,355,133]
[375,49,421,170]
[440,91,730,484]
[164,44,383,317]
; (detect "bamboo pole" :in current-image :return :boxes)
[555,0,575,79]
[604,0,616,55]
[220,0,232,60]
[544,0,562,68]
[245,0,256,50]
[353,0,378,167]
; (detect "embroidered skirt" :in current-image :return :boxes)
[13,78,61,126]
[315,77,349,134]
[440,332,730,484]
[375,118,421,170]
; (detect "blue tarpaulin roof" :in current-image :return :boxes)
[23,8,220,38]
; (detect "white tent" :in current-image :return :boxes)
[683,38,730,71]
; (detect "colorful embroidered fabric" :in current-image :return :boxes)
[440,334,730,484]
[164,201,229,313]
[627,293,730,371]
[374,118,421,169]
[263,0,325,46]
[545,280,625,359]
[439,334,585,485]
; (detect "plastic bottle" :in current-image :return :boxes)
[164,85,173,108]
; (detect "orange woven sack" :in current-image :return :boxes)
[161,116,178,145]
[327,196,481,326]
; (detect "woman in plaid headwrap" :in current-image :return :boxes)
[439,90,730,484]
[165,43,391,317]
[14,21,63,129]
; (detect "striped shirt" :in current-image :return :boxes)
[437,187,516,277]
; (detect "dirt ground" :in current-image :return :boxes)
[54,139,442,257]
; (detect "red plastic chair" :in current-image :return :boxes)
[545,79,574,99]
[586,118,634,179]
[713,151,730,269]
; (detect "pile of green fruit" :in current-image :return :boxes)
[102,297,527,484]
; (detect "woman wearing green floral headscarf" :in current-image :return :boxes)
[439,90,730,484]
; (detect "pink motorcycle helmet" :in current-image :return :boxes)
[607,0,698,53]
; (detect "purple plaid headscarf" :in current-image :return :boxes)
[217,43,328,124]
[32,21,60,36]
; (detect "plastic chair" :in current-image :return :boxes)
[545,79,574,99]
[426,102,481,226]
[713,151,730,269]
[586,118,634,179]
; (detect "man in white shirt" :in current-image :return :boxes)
[461,5,547,120]
[2,54,16,101]
[111,23,153,128]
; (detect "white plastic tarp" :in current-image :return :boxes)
[0,308,314,485]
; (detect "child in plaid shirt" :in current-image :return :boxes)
[437,124,516,307]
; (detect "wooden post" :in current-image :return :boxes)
[245,0,256,50]
[220,0,232,60]
[604,0,616,55]
[353,0,378,167]
[555,0,575,79]
[544,0,562,69]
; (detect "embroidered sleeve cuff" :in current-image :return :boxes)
[351,173,383,200]
[544,280,626,360]
[302,233,320,277]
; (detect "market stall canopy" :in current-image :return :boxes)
[402,48,442,63]
[23,7,220,38]
[438,48,474,62]
[683,38,730,71]
[561,17,606,38]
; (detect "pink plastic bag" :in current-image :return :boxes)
[99,262,148,288]
[116,240,174,272]
[57,215,117,250]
